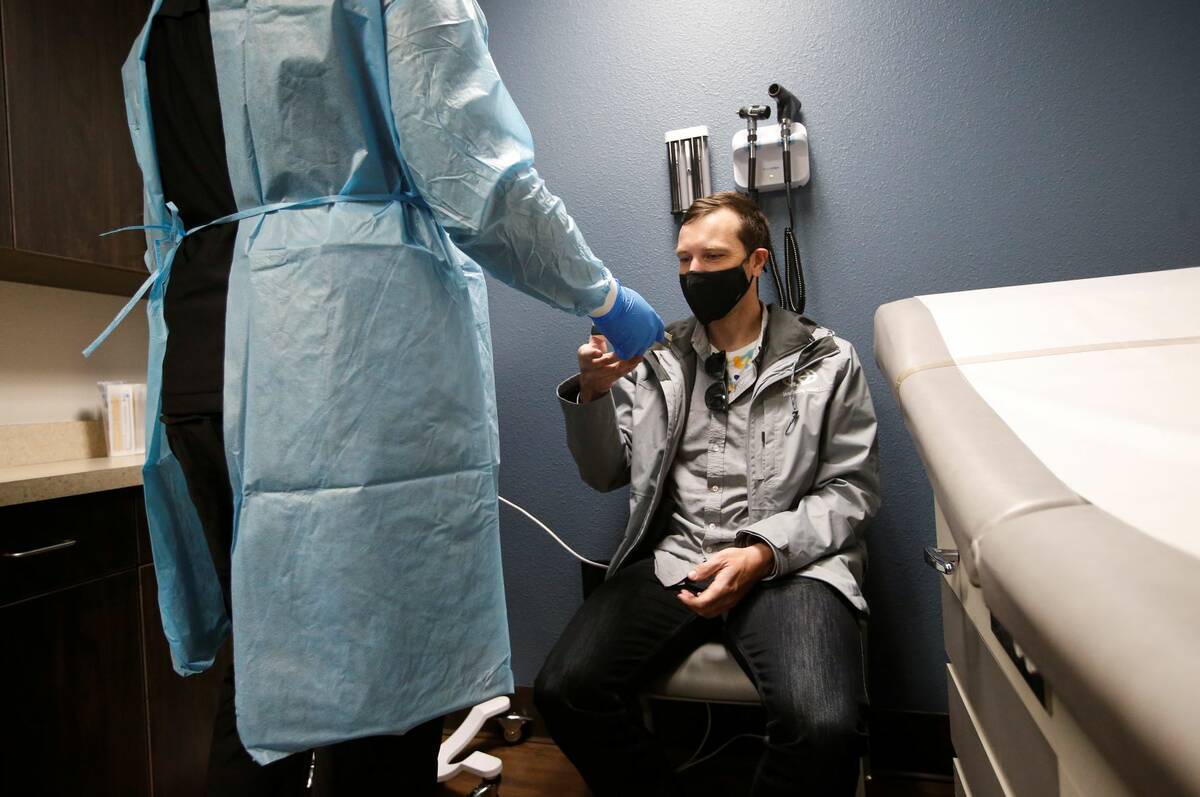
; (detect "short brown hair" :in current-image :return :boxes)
[681,192,771,256]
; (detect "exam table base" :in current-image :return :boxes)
[935,502,1132,797]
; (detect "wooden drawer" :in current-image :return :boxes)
[943,579,1057,797]
[0,570,150,796]
[0,487,140,606]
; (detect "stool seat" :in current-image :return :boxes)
[647,641,760,704]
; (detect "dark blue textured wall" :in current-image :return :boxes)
[478,0,1200,712]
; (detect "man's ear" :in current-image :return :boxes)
[748,247,769,278]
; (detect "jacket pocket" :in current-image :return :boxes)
[759,393,787,482]
[758,378,833,488]
[751,400,774,483]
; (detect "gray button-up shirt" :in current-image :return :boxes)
[653,306,774,587]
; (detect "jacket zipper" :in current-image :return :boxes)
[750,337,837,404]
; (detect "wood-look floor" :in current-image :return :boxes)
[436,737,954,797]
[438,738,588,797]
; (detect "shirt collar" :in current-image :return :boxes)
[692,303,770,358]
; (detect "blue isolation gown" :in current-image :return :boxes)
[121,0,613,762]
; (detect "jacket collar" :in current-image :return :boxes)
[663,304,821,371]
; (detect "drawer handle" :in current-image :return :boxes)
[2,539,78,559]
[924,546,959,574]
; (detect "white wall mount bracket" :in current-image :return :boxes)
[732,122,809,191]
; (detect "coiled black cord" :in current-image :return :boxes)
[784,226,805,314]
[764,240,788,309]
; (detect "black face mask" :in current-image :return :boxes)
[679,259,752,324]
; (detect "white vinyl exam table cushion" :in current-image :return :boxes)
[874,266,1200,797]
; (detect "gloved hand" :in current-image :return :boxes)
[591,282,667,360]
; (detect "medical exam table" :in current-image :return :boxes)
[874,267,1200,797]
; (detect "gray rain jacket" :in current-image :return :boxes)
[557,308,881,612]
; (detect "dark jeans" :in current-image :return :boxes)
[163,414,442,796]
[535,557,867,797]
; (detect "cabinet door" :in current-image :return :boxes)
[0,571,151,797]
[3,0,151,268]
[0,488,140,606]
[0,26,12,248]
[141,564,230,797]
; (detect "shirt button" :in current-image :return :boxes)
[707,523,716,530]
[710,485,720,493]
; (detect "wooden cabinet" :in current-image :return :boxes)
[0,27,12,249]
[1,488,141,606]
[0,488,150,796]
[136,500,230,797]
[1,571,151,797]
[0,487,225,796]
[0,0,152,296]
[141,564,229,797]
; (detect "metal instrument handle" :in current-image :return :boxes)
[924,547,959,575]
[2,539,78,559]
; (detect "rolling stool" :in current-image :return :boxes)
[645,637,869,796]
[437,696,532,796]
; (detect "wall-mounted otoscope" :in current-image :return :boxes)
[736,104,788,301]
[767,83,805,313]
[768,83,802,125]
[768,83,802,199]
[737,105,771,200]
[731,92,808,194]
[767,83,803,207]
[730,84,809,313]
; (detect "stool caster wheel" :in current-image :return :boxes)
[497,712,532,744]
[468,776,501,797]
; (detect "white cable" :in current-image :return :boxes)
[498,495,609,570]
[677,730,766,773]
[675,702,714,772]
[499,494,764,771]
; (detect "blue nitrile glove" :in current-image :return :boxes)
[592,281,667,360]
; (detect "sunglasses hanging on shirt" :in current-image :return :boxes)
[704,351,728,413]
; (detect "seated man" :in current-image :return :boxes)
[535,191,880,797]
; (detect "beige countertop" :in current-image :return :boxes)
[0,421,143,507]
[0,455,143,507]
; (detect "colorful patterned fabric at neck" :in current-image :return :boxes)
[724,337,762,397]
[691,303,769,403]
